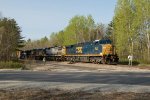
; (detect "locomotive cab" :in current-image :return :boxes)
[102,44,113,55]
[102,44,119,64]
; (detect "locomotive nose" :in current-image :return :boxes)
[102,44,113,55]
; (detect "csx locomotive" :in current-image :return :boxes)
[18,39,119,64]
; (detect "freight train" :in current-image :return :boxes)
[18,39,119,64]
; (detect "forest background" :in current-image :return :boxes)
[0,0,149,64]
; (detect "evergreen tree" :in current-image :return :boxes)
[0,18,23,61]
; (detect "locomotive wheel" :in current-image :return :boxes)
[92,60,95,63]
[106,59,111,65]
[102,59,106,64]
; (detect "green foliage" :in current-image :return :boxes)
[23,36,50,50]
[63,15,95,45]
[106,21,114,42]
[0,17,24,61]
[49,15,106,46]
[0,61,25,69]
[114,0,150,63]
[49,32,64,46]
[118,59,139,65]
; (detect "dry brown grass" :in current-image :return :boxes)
[0,88,150,100]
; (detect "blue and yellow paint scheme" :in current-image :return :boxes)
[64,39,114,57]
[63,39,118,64]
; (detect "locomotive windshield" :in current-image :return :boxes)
[99,39,111,44]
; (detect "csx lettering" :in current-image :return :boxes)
[95,47,98,50]
[76,47,82,53]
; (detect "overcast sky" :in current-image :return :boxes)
[0,0,117,40]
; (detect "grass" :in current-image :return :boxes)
[138,64,150,67]
[0,61,26,69]
[137,64,150,69]
[0,88,150,100]
[118,60,140,66]
[118,59,150,69]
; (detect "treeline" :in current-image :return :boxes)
[23,15,110,49]
[0,17,24,61]
[23,37,50,50]
[113,0,150,63]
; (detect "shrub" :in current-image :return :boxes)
[0,61,25,69]
[118,59,140,65]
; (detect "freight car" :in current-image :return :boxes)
[18,39,119,64]
[65,39,119,64]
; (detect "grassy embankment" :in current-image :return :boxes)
[0,61,26,69]
[119,59,150,69]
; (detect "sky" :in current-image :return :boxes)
[0,0,117,40]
